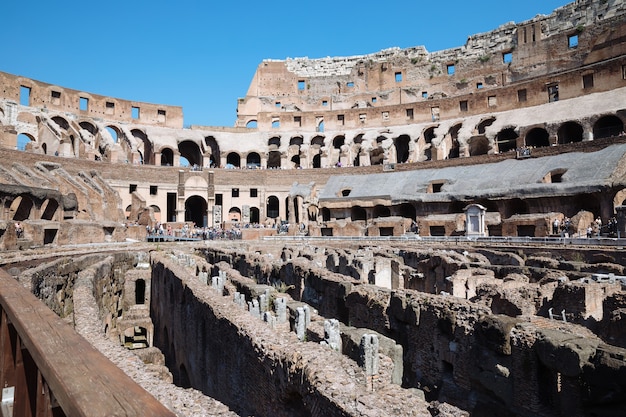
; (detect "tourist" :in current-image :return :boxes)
[14,222,23,238]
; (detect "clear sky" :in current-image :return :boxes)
[3,0,569,128]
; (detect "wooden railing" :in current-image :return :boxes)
[0,270,175,417]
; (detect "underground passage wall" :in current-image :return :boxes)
[149,252,434,417]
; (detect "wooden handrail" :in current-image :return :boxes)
[0,269,175,417]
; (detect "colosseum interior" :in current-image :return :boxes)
[1,0,626,416]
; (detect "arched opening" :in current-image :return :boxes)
[184,195,207,227]
[226,152,241,168]
[321,207,331,222]
[132,129,153,165]
[557,122,584,144]
[266,196,280,219]
[333,135,345,149]
[246,152,261,168]
[424,127,436,144]
[369,147,385,165]
[204,136,220,168]
[396,203,416,220]
[150,205,162,223]
[106,126,119,143]
[10,196,34,221]
[525,127,550,148]
[40,199,59,221]
[496,128,519,152]
[135,279,146,305]
[79,121,97,135]
[228,207,241,222]
[468,136,490,156]
[448,125,462,159]
[477,117,496,134]
[290,136,303,147]
[246,120,258,128]
[250,207,260,224]
[593,115,624,139]
[312,154,321,168]
[17,133,34,151]
[311,136,325,147]
[373,205,390,218]
[160,148,174,166]
[178,140,203,167]
[395,134,410,163]
[506,198,530,217]
[291,155,301,168]
[351,206,367,221]
[51,116,69,131]
[267,151,282,169]
[268,136,281,147]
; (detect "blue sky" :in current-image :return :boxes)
[3,0,569,128]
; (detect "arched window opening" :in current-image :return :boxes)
[468,136,490,156]
[178,140,202,167]
[204,136,220,167]
[291,155,301,168]
[161,148,174,166]
[477,117,496,135]
[17,133,33,151]
[351,206,367,221]
[10,196,34,221]
[132,129,153,165]
[311,136,325,147]
[397,203,416,219]
[246,152,261,168]
[370,147,385,165]
[51,116,70,131]
[321,208,331,222]
[79,121,97,135]
[373,205,390,218]
[267,151,282,169]
[424,127,436,144]
[557,122,584,144]
[525,128,550,148]
[246,120,258,128]
[496,128,519,153]
[312,154,321,168]
[41,199,59,221]
[290,137,303,146]
[250,207,260,224]
[396,135,411,163]
[106,126,119,143]
[226,152,241,168]
[593,115,624,139]
[266,196,280,219]
[228,207,241,222]
[333,135,345,149]
[184,196,207,227]
[268,137,281,147]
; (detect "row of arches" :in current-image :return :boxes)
[11,110,625,169]
[2,195,60,222]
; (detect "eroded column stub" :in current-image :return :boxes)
[360,333,379,377]
[274,297,287,323]
[323,318,342,352]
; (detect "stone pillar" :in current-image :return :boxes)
[615,205,626,238]
[248,299,260,319]
[234,292,246,308]
[360,334,379,377]
[263,311,275,329]
[323,319,342,352]
[198,271,208,285]
[274,297,287,324]
[295,306,307,341]
[288,196,296,225]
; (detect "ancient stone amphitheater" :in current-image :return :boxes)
[1,0,626,416]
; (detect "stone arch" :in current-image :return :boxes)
[17,133,35,151]
[351,206,367,221]
[226,152,241,168]
[266,195,280,219]
[557,121,584,144]
[268,136,281,147]
[245,120,258,128]
[311,136,325,168]
[40,198,59,221]
[228,207,241,222]
[525,127,550,148]
[332,135,345,149]
[150,205,162,223]
[496,127,519,153]
[246,152,261,168]
[321,207,331,222]
[178,140,202,167]
[51,116,70,131]
[506,198,530,217]
[160,147,174,166]
[593,115,624,139]
[10,196,34,221]
[267,150,282,169]
[131,129,153,165]
[395,134,411,163]
[477,117,496,134]
[106,125,120,144]
[447,124,462,159]
[184,195,207,227]
[203,136,220,168]
[78,121,97,135]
